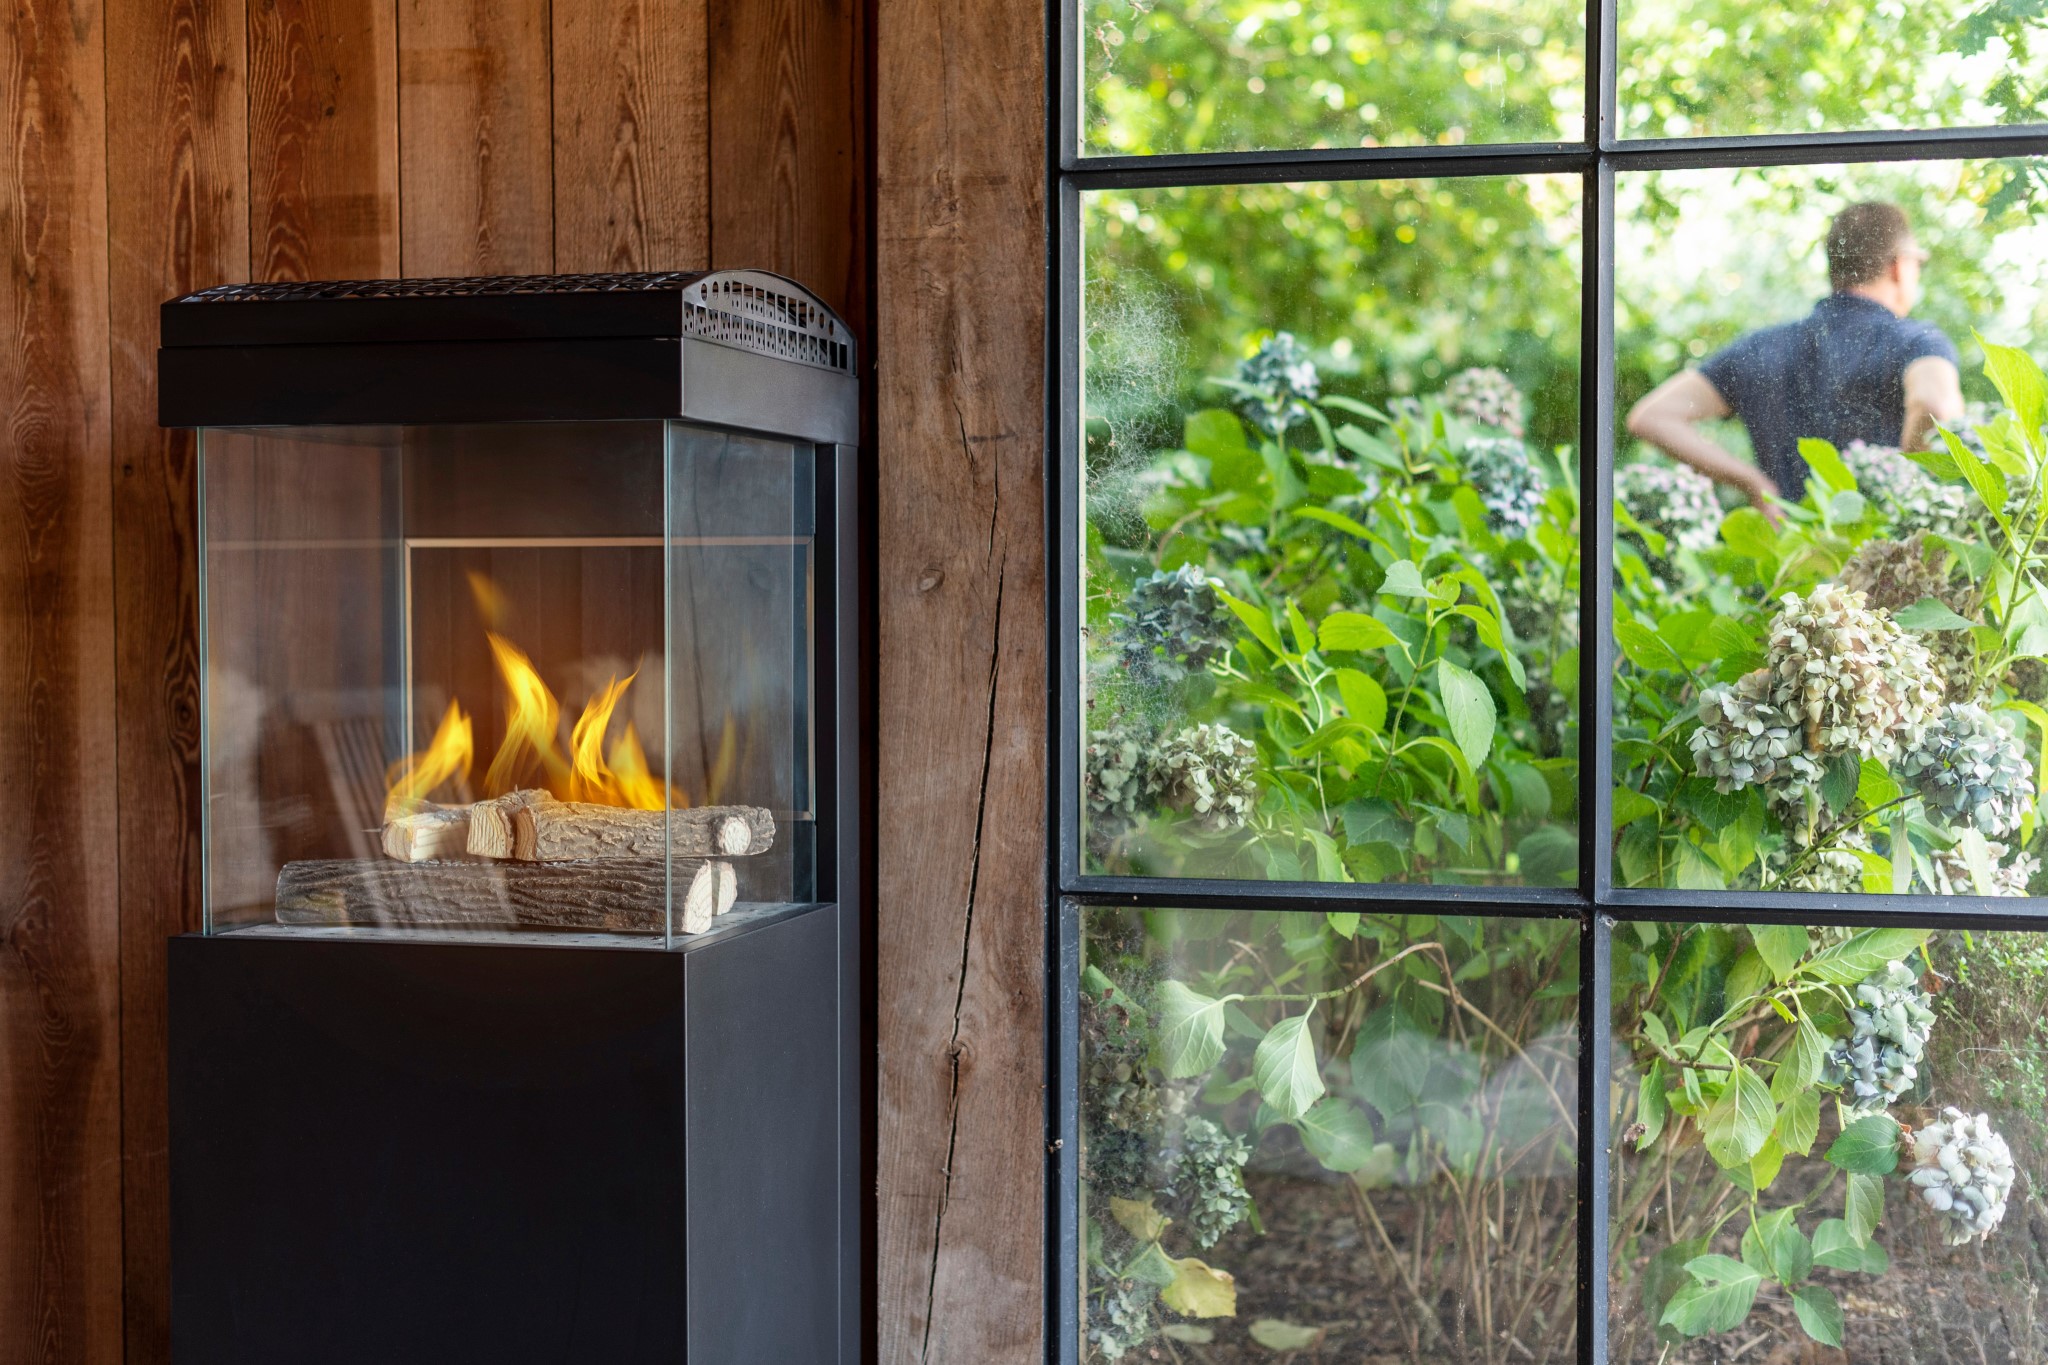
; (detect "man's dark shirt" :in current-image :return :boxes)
[1698,292,1958,499]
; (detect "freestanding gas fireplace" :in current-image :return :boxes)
[160,272,860,1364]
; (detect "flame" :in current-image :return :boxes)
[466,570,509,629]
[385,700,473,818]
[482,632,569,796]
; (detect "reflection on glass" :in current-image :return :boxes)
[1082,178,1582,883]
[1082,0,1583,155]
[1619,0,2048,139]
[1081,907,1579,1361]
[1611,164,2048,895]
[1612,924,2048,1360]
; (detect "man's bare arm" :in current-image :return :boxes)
[1901,354,1965,452]
[1624,369,1779,508]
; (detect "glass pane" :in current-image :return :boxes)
[1612,922,2048,1360]
[1080,906,1579,1361]
[1081,0,1584,155]
[1618,0,2048,138]
[1612,161,2048,897]
[1081,177,1582,884]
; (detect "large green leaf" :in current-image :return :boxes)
[1637,1061,1669,1151]
[1436,659,1497,769]
[1741,1206,1812,1286]
[1812,1219,1889,1273]
[1320,612,1402,655]
[1798,438,1856,496]
[1156,980,1229,1078]
[1660,1255,1762,1337]
[1846,1170,1884,1246]
[1161,1256,1237,1318]
[1295,1098,1383,1173]
[1801,928,1931,985]
[1750,924,1810,983]
[1772,1013,1826,1103]
[1775,1085,1819,1157]
[1979,334,2048,455]
[1702,1063,1775,1168]
[1894,597,1979,631]
[1379,559,1429,598]
[1215,588,1287,658]
[1253,1011,1324,1121]
[1825,1114,1902,1175]
[1792,1286,1845,1348]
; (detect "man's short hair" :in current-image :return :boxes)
[1827,202,1914,291]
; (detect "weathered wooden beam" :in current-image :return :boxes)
[276,856,739,934]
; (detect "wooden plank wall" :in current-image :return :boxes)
[873,0,1048,1360]
[0,0,867,1359]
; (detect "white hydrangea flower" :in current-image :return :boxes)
[1907,1108,2016,1245]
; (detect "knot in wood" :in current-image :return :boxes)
[917,565,945,593]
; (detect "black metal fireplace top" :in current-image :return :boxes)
[158,268,860,437]
[162,268,855,375]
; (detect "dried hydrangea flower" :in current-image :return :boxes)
[1086,1277,1157,1361]
[1892,480,1978,540]
[1820,960,1934,1113]
[1618,460,1723,558]
[1839,534,1981,700]
[1461,435,1548,535]
[1442,366,1526,437]
[1897,703,2036,838]
[1765,584,1944,763]
[1906,1108,2016,1245]
[1085,724,1154,847]
[1841,440,1929,504]
[1163,1115,1252,1249]
[1928,840,2040,897]
[1149,724,1259,833]
[1111,565,1233,682]
[1690,668,1816,792]
[1234,332,1320,436]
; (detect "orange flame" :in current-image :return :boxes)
[482,632,569,796]
[565,671,685,809]
[385,700,473,818]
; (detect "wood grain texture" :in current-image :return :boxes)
[874,0,1046,1356]
[398,0,554,276]
[103,0,249,1355]
[552,0,709,273]
[249,0,399,281]
[709,0,865,324]
[0,0,124,1360]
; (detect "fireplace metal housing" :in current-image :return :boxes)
[160,270,861,1365]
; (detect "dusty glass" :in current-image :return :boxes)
[1080,906,1580,1361]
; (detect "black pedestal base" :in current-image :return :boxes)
[169,903,843,1364]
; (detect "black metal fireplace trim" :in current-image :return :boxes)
[157,269,861,441]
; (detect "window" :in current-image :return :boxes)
[1053,1,2048,1359]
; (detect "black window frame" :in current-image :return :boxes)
[1043,1,2048,1358]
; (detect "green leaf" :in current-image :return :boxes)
[1748,1134,1786,1193]
[1825,1114,1902,1175]
[1613,785,1659,830]
[1751,924,1810,983]
[1978,333,2048,454]
[1637,1061,1669,1151]
[1124,1240,1181,1288]
[1812,1219,1889,1273]
[1798,438,1856,496]
[1379,559,1429,598]
[1660,1255,1762,1337]
[1320,612,1402,654]
[1846,1170,1884,1247]
[1156,980,1229,1078]
[1448,604,1527,689]
[1161,1256,1238,1318]
[1295,1098,1382,1173]
[1615,618,1687,672]
[1253,1011,1324,1121]
[1776,1085,1820,1156]
[1857,758,1904,809]
[1720,506,1782,562]
[1702,1063,1775,1168]
[1248,1320,1322,1350]
[1741,1206,1812,1286]
[1942,424,2011,530]
[1216,588,1287,658]
[1436,659,1497,769]
[1792,1286,1844,1348]
[1801,928,1931,985]
[1820,754,1860,815]
[1108,1195,1170,1243]
[1893,597,1979,631]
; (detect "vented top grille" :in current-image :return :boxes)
[168,269,856,374]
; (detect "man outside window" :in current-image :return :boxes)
[1626,201,1966,514]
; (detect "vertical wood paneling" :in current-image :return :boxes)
[874,0,1046,1357]
[551,0,709,273]
[103,0,249,1357]
[249,0,399,280]
[398,0,554,277]
[709,0,865,323]
[0,0,124,1361]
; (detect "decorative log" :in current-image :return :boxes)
[464,789,550,859]
[499,799,776,862]
[274,857,738,934]
[382,806,471,862]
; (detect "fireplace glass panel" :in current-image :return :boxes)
[199,420,817,945]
